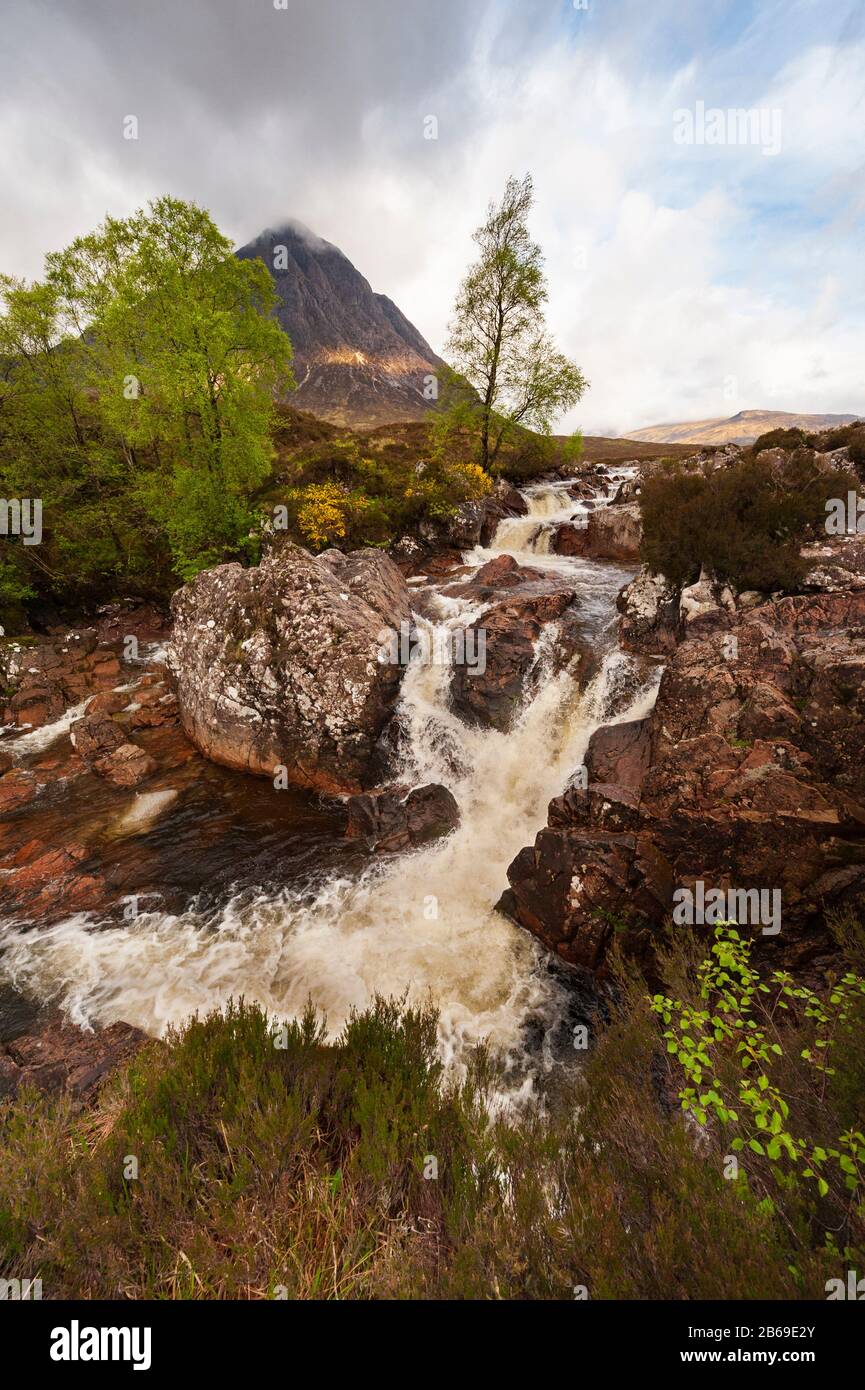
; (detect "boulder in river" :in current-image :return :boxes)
[583,501,642,562]
[345,782,460,852]
[451,588,589,732]
[167,543,412,794]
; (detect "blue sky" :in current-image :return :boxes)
[1,0,863,432]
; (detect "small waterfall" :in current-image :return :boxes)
[0,466,654,1098]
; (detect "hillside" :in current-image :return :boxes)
[625,408,861,446]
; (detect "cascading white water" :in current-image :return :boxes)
[490,472,630,557]
[0,478,655,1096]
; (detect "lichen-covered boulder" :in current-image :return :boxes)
[166,544,412,794]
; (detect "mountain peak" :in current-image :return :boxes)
[236,222,443,428]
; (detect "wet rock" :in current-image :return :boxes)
[584,501,642,562]
[500,828,674,971]
[0,1011,146,1100]
[451,589,587,731]
[167,543,412,794]
[93,742,157,788]
[551,522,588,556]
[84,689,130,718]
[70,714,127,760]
[503,584,865,974]
[479,480,529,546]
[446,553,547,601]
[345,782,460,851]
[6,683,65,729]
[0,767,37,813]
[585,717,653,789]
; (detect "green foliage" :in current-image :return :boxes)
[652,926,865,1201]
[640,450,858,590]
[0,196,293,621]
[441,174,587,472]
[270,425,492,551]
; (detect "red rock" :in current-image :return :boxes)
[551,523,587,556]
[0,767,37,812]
[69,714,127,760]
[0,1012,146,1100]
[345,782,460,851]
[93,742,157,787]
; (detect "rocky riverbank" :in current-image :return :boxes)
[2,432,863,1096]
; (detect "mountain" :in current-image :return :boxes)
[236,221,445,427]
[625,409,861,446]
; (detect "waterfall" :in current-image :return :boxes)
[0,474,655,1097]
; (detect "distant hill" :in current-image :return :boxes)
[625,409,861,446]
[236,221,445,428]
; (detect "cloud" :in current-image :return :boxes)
[0,0,863,434]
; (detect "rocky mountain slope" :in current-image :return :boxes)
[236,221,445,427]
[626,409,861,447]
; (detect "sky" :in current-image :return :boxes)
[1,0,863,435]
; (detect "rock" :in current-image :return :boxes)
[479,480,529,546]
[0,767,37,813]
[345,782,460,851]
[70,714,127,760]
[679,568,736,628]
[611,477,641,505]
[551,522,588,556]
[503,584,865,974]
[318,548,412,630]
[585,717,653,789]
[583,502,642,561]
[499,828,674,971]
[84,689,129,718]
[166,543,412,794]
[617,570,680,653]
[445,553,547,601]
[451,589,586,731]
[6,683,65,729]
[0,1012,146,1100]
[93,742,157,787]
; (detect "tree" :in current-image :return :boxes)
[442,173,587,473]
[0,197,294,624]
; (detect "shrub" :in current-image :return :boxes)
[640,450,858,591]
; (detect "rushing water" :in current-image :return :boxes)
[0,475,659,1096]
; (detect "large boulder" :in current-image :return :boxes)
[583,502,642,562]
[166,544,412,794]
[551,522,588,556]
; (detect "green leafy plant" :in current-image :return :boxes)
[651,925,865,1198]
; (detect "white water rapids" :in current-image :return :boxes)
[0,476,658,1096]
